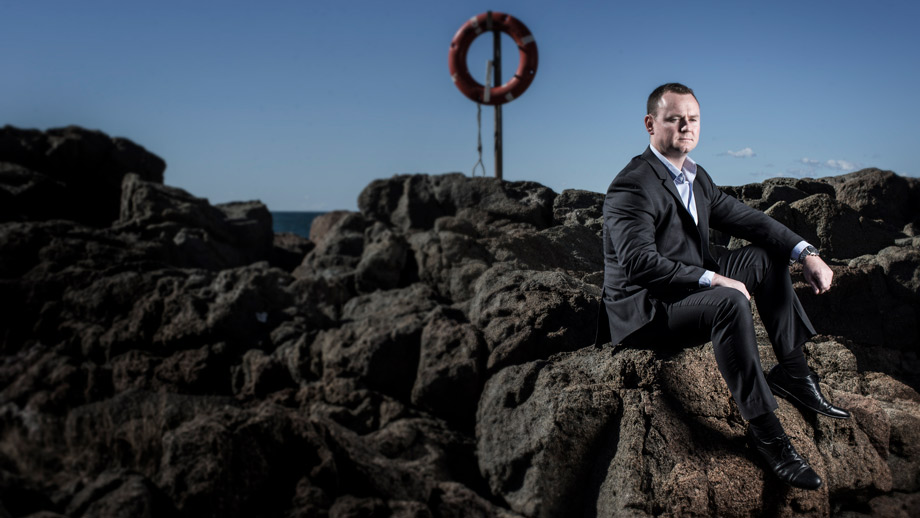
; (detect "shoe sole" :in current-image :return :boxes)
[768,381,850,420]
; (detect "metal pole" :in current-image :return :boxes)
[491,13,503,180]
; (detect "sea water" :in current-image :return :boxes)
[271,211,325,239]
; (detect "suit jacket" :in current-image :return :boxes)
[597,147,804,346]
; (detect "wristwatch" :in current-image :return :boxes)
[795,245,820,265]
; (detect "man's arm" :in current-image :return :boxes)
[700,169,834,295]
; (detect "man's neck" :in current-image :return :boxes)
[650,144,687,171]
[665,155,686,171]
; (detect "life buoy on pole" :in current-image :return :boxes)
[448,11,538,106]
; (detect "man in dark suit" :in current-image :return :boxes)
[601,83,850,490]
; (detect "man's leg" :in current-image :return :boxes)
[716,246,815,376]
[656,280,823,490]
[659,286,777,420]
[717,245,849,417]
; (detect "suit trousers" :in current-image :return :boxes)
[627,245,816,420]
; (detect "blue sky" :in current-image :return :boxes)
[2,1,917,211]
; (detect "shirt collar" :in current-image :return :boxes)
[649,144,697,182]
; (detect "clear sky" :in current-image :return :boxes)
[2,0,917,211]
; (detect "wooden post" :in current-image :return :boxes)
[491,12,503,180]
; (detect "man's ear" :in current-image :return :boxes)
[644,114,654,135]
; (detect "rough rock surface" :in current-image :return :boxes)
[1,128,919,517]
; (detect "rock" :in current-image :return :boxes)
[478,341,918,517]
[0,163,70,223]
[476,351,621,517]
[65,469,177,518]
[0,125,166,226]
[118,174,273,269]
[53,392,334,517]
[468,266,600,370]
[2,142,920,518]
[320,284,438,402]
[358,173,556,232]
[231,348,294,398]
[328,495,388,518]
[721,177,835,212]
[761,194,893,259]
[551,188,604,235]
[407,226,492,302]
[355,223,411,293]
[486,223,603,277]
[428,482,525,518]
[796,244,920,354]
[411,307,487,428]
[270,232,315,272]
[825,168,918,225]
[315,415,477,503]
[296,211,366,275]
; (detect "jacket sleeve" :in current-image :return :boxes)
[605,177,707,293]
[703,169,804,254]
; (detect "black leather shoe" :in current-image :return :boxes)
[748,429,823,490]
[767,365,850,419]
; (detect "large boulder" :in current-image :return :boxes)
[468,266,600,370]
[118,173,274,269]
[0,126,166,226]
[720,170,919,260]
[358,173,556,232]
[479,339,914,517]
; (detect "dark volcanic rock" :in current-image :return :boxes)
[358,173,556,232]
[551,188,604,235]
[0,125,165,226]
[1,134,919,518]
[118,173,274,269]
[468,266,600,370]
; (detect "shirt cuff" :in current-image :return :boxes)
[791,240,811,263]
[699,270,715,287]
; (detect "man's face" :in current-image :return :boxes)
[645,92,700,158]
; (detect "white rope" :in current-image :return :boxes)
[471,60,494,177]
[472,102,485,177]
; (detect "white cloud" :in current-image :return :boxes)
[826,159,857,171]
[725,147,756,158]
[795,157,860,176]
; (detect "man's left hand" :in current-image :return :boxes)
[803,255,833,295]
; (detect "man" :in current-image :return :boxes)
[600,83,849,490]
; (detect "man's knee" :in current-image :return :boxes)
[711,287,752,315]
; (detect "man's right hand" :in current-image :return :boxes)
[711,273,751,300]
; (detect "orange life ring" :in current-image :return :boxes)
[448,12,538,106]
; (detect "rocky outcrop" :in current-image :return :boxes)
[0,126,166,226]
[1,128,919,517]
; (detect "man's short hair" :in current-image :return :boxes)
[647,83,698,116]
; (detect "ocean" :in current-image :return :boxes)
[271,211,326,238]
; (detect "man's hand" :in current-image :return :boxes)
[803,255,833,294]
[712,273,750,300]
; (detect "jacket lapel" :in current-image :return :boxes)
[693,166,720,269]
[640,147,699,231]
[641,147,719,268]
